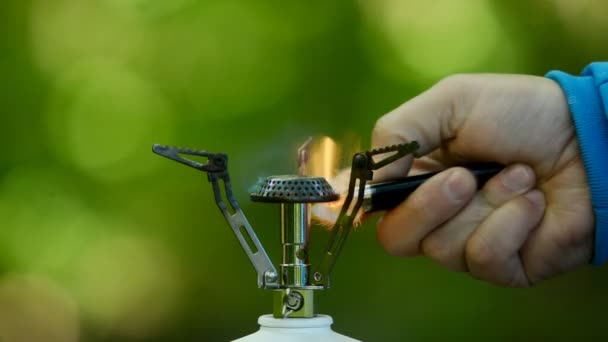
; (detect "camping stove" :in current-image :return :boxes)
[152,139,419,340]
[250,174,336,318]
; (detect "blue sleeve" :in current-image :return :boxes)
[546,62,608,265]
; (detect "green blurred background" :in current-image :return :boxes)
[1,0,608,341]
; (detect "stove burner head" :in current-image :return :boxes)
[250,175,338,203]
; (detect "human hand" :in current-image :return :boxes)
[372,74,594,287]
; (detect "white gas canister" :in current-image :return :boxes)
[233,314,360,342]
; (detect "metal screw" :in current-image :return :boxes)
[284,291,304,311]
[313,272,322,282]
[265,271,277,284]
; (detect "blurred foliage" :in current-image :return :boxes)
[1,0,608,341]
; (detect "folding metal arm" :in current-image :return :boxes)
[153,144,279,289]
[311,141,420,288]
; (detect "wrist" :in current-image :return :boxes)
[546,63,608,265]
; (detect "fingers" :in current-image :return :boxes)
[372,75,469,181]
[466,190,545,286]
[377,167,477,256]
[377,163,548,287]
[421,164,536,271]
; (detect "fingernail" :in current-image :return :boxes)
[443,170,471,203]
[500,165,533,191]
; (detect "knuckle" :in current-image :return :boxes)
[377,229,417,257]
[519,256,545,286]
[465,235,498,270]
[421,236,455,264]
[382,240,417,257]
[437,74,470,92]
[504,266,532,288]
[372,115,399,145]
[434,74,473,133]
[373,115,392,136]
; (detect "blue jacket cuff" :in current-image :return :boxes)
[546,63,608,265]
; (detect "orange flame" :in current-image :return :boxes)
[307,136,339,179]
[306,136,365,228]
[310,187,365,228]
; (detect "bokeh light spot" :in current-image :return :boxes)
[46,60,175,182]
[360,0,504,80]
[75,235,183,339]
[138,0,300,117]
[30,0,145,76]
[99,0,191,18]
[553,0,608,47]
[0,168,99,274]
[0,274,79,342]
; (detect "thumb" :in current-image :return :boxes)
[372,76,465,181]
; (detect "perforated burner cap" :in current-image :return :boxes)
[250,175,339,203]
